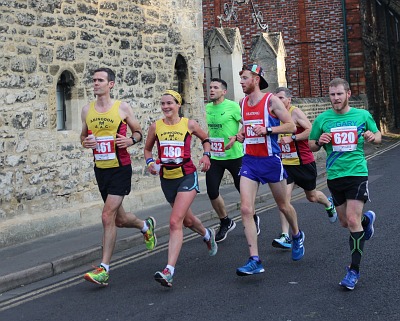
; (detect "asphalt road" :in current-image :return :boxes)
[1,143,399,321]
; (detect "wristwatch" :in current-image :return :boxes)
[315,139,322,147]
[131,136,138,145]
[266,127,273,136]
[203,152,211,158]
[291,134,297,141]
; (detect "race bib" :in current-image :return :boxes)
[331,126,358,152]
[94,136,116,160]
[210,137,226,157]
[280,141,297,159]
[159,141,184,164]
[244,119,265,145]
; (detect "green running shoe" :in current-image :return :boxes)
[144,216,157,250]
[84,266,109,285]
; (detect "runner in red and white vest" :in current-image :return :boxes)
[235,64,306,277]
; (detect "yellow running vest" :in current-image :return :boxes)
[86,100,131,169]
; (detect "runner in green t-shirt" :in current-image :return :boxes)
[206,78,260,242]
[309,78,382,290]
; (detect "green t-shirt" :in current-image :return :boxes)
[309,107,379,180]
[206,98,243,160]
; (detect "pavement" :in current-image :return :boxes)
[1,134,399,294]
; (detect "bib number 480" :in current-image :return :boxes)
[163,146,182,158]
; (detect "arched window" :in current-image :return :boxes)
[56,71,75,131]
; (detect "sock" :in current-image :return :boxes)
[203,228,210,241]
[100,263,110,272]
[141,221,149,233]
[361,215,370,228]
[349,231,365,273]
[166,265,175,275]
[220,216,230,223]
[250,255,260,262]
[292,231,301,239]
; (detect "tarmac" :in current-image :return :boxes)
[1,134,399,294]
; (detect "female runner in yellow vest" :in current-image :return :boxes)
[144,90,218,287]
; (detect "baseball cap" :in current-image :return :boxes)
[242,64,269,90]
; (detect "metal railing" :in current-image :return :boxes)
[286,68,363,97]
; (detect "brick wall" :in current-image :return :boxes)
[203,0,347,97]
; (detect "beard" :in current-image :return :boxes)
[332,95,349,112]
[243,82,256,95]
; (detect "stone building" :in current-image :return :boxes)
[0,0,205,247]
[202,0,400,132]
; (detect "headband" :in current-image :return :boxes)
[163,90,182,105]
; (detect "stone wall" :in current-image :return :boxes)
[0,0,205,247]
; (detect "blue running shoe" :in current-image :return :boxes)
[272,233,292,249]
[339,267,360,290]
[292,230,305,261]
[236,257,265,276]
[363,210,376,240]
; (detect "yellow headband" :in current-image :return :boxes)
[163,90,182,105]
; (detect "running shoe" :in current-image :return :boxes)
[339,267,360,290]
[291,230,305,261]
[84,266,109,285]
[363,210,376,240]
[204,228,218,256]
[215,218,236,243]
[154,268,173,287]
[143,216,157,250]
[236,257,265,276]
[326,196,338,223]
[254,214,261,235]
[272,233,292,249]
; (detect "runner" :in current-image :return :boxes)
[272,87,337,249]
[206,78,260,243]
[309,78,381,290]
[144,90,217,287]
[235,64,305,276]
[81,67,156,286]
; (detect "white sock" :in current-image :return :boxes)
[100,263,110,272]
[141,221,148,233]
[166,265,175,275]
[203,228,210,241]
